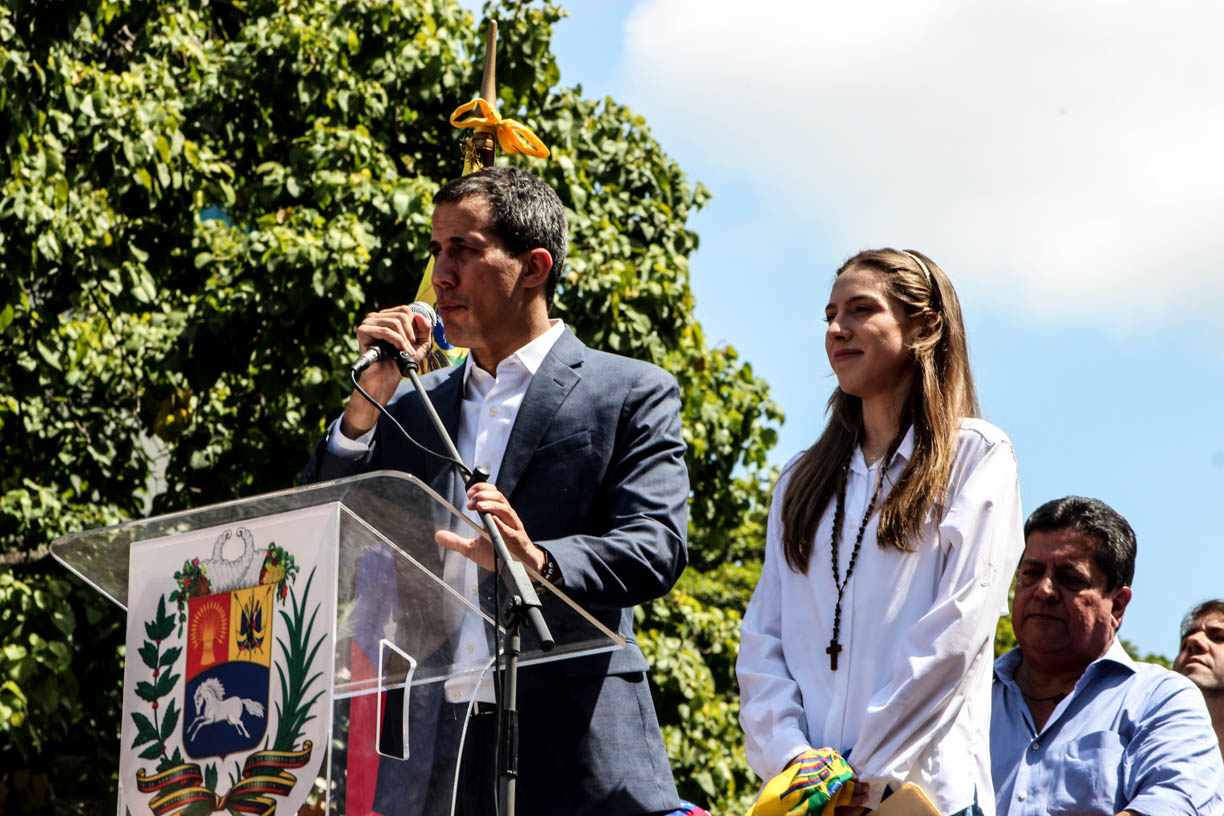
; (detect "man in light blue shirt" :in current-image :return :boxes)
[991,496,1224,815]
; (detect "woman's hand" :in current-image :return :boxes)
[834,773,870,813]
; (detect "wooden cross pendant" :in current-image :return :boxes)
[826,638,842,671]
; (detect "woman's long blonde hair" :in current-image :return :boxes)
[780,248,979,572]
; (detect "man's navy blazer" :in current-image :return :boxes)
[302,327,689,814]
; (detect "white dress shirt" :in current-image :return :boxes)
[329,319,566,703]
[737,419,1024,815]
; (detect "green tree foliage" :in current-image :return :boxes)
[642,561,765,811]
[0,0,780,811]
[1122,638,1172,669]
[0,570,124,811]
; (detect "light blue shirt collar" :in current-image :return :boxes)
[994,636,1136,691]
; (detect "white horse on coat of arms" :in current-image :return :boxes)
[186,677,265,739]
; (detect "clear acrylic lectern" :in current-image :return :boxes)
[51,471,622,816]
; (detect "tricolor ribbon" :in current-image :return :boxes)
[135,740,313,816]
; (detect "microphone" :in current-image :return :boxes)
[351,302,438,377]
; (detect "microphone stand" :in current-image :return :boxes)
[397,357,554,816]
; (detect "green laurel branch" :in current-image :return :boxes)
[129,594,184,771]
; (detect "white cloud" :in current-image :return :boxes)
[622,0,1224,325]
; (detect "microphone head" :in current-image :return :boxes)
[409,301,437,329]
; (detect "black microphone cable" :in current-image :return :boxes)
[347,366,472,481]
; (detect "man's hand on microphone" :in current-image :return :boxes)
[435,482,549,575]
[341,305,433,438]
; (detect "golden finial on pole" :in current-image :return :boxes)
[473,20,498,168]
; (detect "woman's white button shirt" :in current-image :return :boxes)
[737,419,1024,815]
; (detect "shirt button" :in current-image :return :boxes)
[449,690,461,702]
[1018,791,1027,801]
[488,408,497,416]
[1030,741,1039,751]
[465,644,474,654]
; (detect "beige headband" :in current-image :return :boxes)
[901,250,933,286]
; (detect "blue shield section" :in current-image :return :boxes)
[183,661,270,760]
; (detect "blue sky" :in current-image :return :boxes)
[491,0,1224,659]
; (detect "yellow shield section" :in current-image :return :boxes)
[228,584,274,667]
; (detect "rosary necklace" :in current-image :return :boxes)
[826,455,891,671]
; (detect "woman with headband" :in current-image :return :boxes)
[738,249,1024,815]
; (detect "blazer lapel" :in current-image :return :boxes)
[494,329,585,498]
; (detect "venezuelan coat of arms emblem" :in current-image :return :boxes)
[120,507,337,815]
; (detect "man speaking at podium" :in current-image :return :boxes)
[302,166,689,815]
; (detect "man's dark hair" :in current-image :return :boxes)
[433,166,568,308]
[1024,496,1136,591]
[1182,599,1224,640]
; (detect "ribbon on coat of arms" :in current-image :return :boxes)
[135,740,313,816]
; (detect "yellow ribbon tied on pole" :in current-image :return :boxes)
[449,97,551,158]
